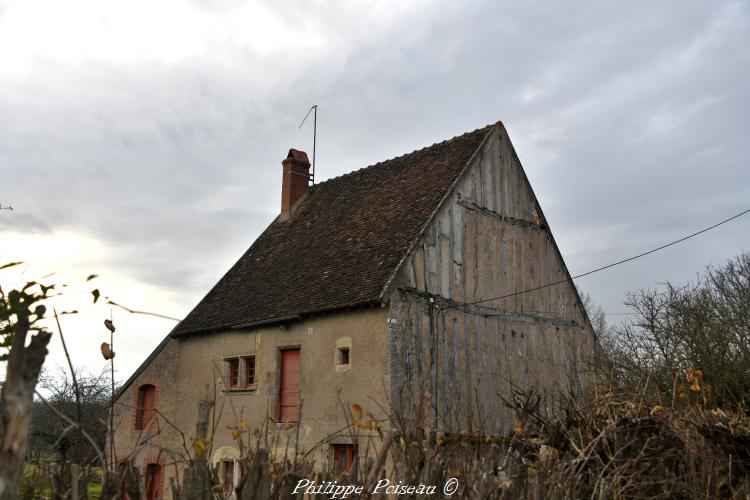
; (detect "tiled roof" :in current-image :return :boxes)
[172,123,495,336]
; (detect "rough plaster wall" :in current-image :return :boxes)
[387,126,595,435]
[112,308,389,497]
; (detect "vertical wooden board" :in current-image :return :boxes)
[503,320,513,432]
[454,207,465,303]
[494,220,503,311]
[502,139,510,216]
[475,213,485,302]
[422,308,433,405]
[507,157,515,220]
[536,324,550,417]
[513,159,522,220]
[452,203,464,266]
[463,314,474,432]
[520,227,527,313]
[403,302,414,414]
[448,206,456,301]
[466,314,477,431]
[401,260,416,289]
[488,138,499,213]
[426,239,438,295]
[487,317,497,434]
[482,149,494,211]
[414,247,426,291]
[440,218,451,299]
[561,329,572,399]
[439,310,451,432]
[414,304,425,402]
[529,323,539,399]
[481,316,492,434]
[427,307,437,427]
[471,165,480,204]
[556,329,566,411]
[504,222,513,312]
[546,325,559,415]
[465,210,476,302]
[514,161,522,219]
[475,315,485,434]
[493,319,503,435]
[495,137,503,214]
[536,230,549,318]
[452,314,463,431]
[488,218,502,309]
[516,226,524,313]
[509,322,519,393]
[523,323,531,395]
[511,225,517,313]
[546,235,553,318]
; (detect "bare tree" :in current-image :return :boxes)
[603,252,750,406]
[28,366,112,464]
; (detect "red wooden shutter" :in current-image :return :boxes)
[279,349,300,423]
[333,444,357,470]
[142,385,155,427]
[145,463,162,500]
[135,385,155,430]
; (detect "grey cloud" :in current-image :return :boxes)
[1,0,748,322]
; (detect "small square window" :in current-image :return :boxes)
[228,359,240,388]
[339,348,350,365]
[244,356,256,387]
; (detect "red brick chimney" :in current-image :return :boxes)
[281,149,310,215]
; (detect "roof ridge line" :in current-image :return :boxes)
[310,123,497,188]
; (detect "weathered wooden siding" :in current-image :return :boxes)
[386,126,595,435]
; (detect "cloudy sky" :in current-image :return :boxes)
[1,0,748,381]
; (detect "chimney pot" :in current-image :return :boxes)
[281,149,310,215]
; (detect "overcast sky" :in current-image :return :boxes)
[1,0,749,381]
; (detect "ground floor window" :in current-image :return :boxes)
[144,463,163,500]
[222,459,235,495]
[332,443,358,471]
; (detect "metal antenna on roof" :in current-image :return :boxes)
[298,105,317,185]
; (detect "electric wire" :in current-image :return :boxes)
[443,207,750,310]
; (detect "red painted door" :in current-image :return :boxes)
[279,349,301,423]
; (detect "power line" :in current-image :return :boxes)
[445,207,750,310]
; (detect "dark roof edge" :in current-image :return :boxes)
[380,123,499,301]
[173,300,382,338]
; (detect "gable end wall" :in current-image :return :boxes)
[385,126,595,435]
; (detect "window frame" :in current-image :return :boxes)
[338,347,350,365]
[223,355,258,392]
[332,443,358,471]
[221,459,235,495]
[243,355,256,389]
[227,358,240,389]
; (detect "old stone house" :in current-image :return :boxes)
[111,121,595,498]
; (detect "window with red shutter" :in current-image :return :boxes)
[144,463,162,500]
[135,385,156,431]
[332,444,357,471]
